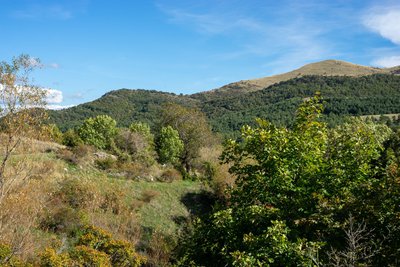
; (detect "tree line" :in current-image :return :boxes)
[49,74,400,138]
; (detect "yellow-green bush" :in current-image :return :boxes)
[77,226,146,267]
[70,245,111,266]
[0,243,28,267]
[38,248,71,267]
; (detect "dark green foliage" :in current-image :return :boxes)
[62,129,83,147]
[50,75,400,137]
[49,89,198,131]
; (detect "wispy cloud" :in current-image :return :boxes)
[10,0,89,20]
[162,8,263,35]
[12,5,72,20]
[158,2,335,75]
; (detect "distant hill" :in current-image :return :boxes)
[202,74,400,135]
[49,60,400,136]
[49,89,198,131]
[193,60,399,100]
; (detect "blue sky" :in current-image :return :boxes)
[1,0,399,108]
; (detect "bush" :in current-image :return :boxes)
[40,124,63,143]
[62,129,83,148]
[100,189,127,215]
[40,206,89,234]
[39,248,71,267]
[95,157,117,170]
[56,145,93,166]
[56,178,99,209]
[56,148,78,165]
[201,161,234,202]
[158,168,182,182]
[72,144,93,158]
[70,246,111,266]
[146,231,176,267]
[77,225,146,266]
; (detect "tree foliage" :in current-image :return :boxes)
[156,126,184,165]
[160,103,213,173]
[177,95,400,266]
[78,115,117,149]
[50,74,400,137]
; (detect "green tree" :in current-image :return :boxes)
[78,115,117,149]
[178,96,398,266]
[160,103,213,173]
[156,126,184,165]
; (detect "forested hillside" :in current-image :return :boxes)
[49,89,198,131]
[50,74,400,136]
[204,74,400,134]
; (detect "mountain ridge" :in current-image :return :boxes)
[194,59,399,99]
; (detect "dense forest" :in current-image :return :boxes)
[49,74,400,136]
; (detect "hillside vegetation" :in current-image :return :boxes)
[193,59,399,99]
[50,73,400,136]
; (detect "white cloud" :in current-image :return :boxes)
[363,7,400,45]
[45,89,63,103]
[46,104,75,110]
[372,55,400,67]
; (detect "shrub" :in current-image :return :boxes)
[70,246,111,266]
[56,148,78,165]
[57,178,98,209]
[40,206,89,234]
[95,157,117,170]
[158,168,182,182]
[77,226,146,267]
[100,189,127,215]
[146,231,176,267]
[62,129,83,148]
[201,161,234,202]
[72,144,93,158]
[40,124,63,143]
[39,248,71,267]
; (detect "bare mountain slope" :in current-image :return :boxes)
[197,60,397,98]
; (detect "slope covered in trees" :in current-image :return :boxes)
[49,89,198,131]
[49,74,400,136]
